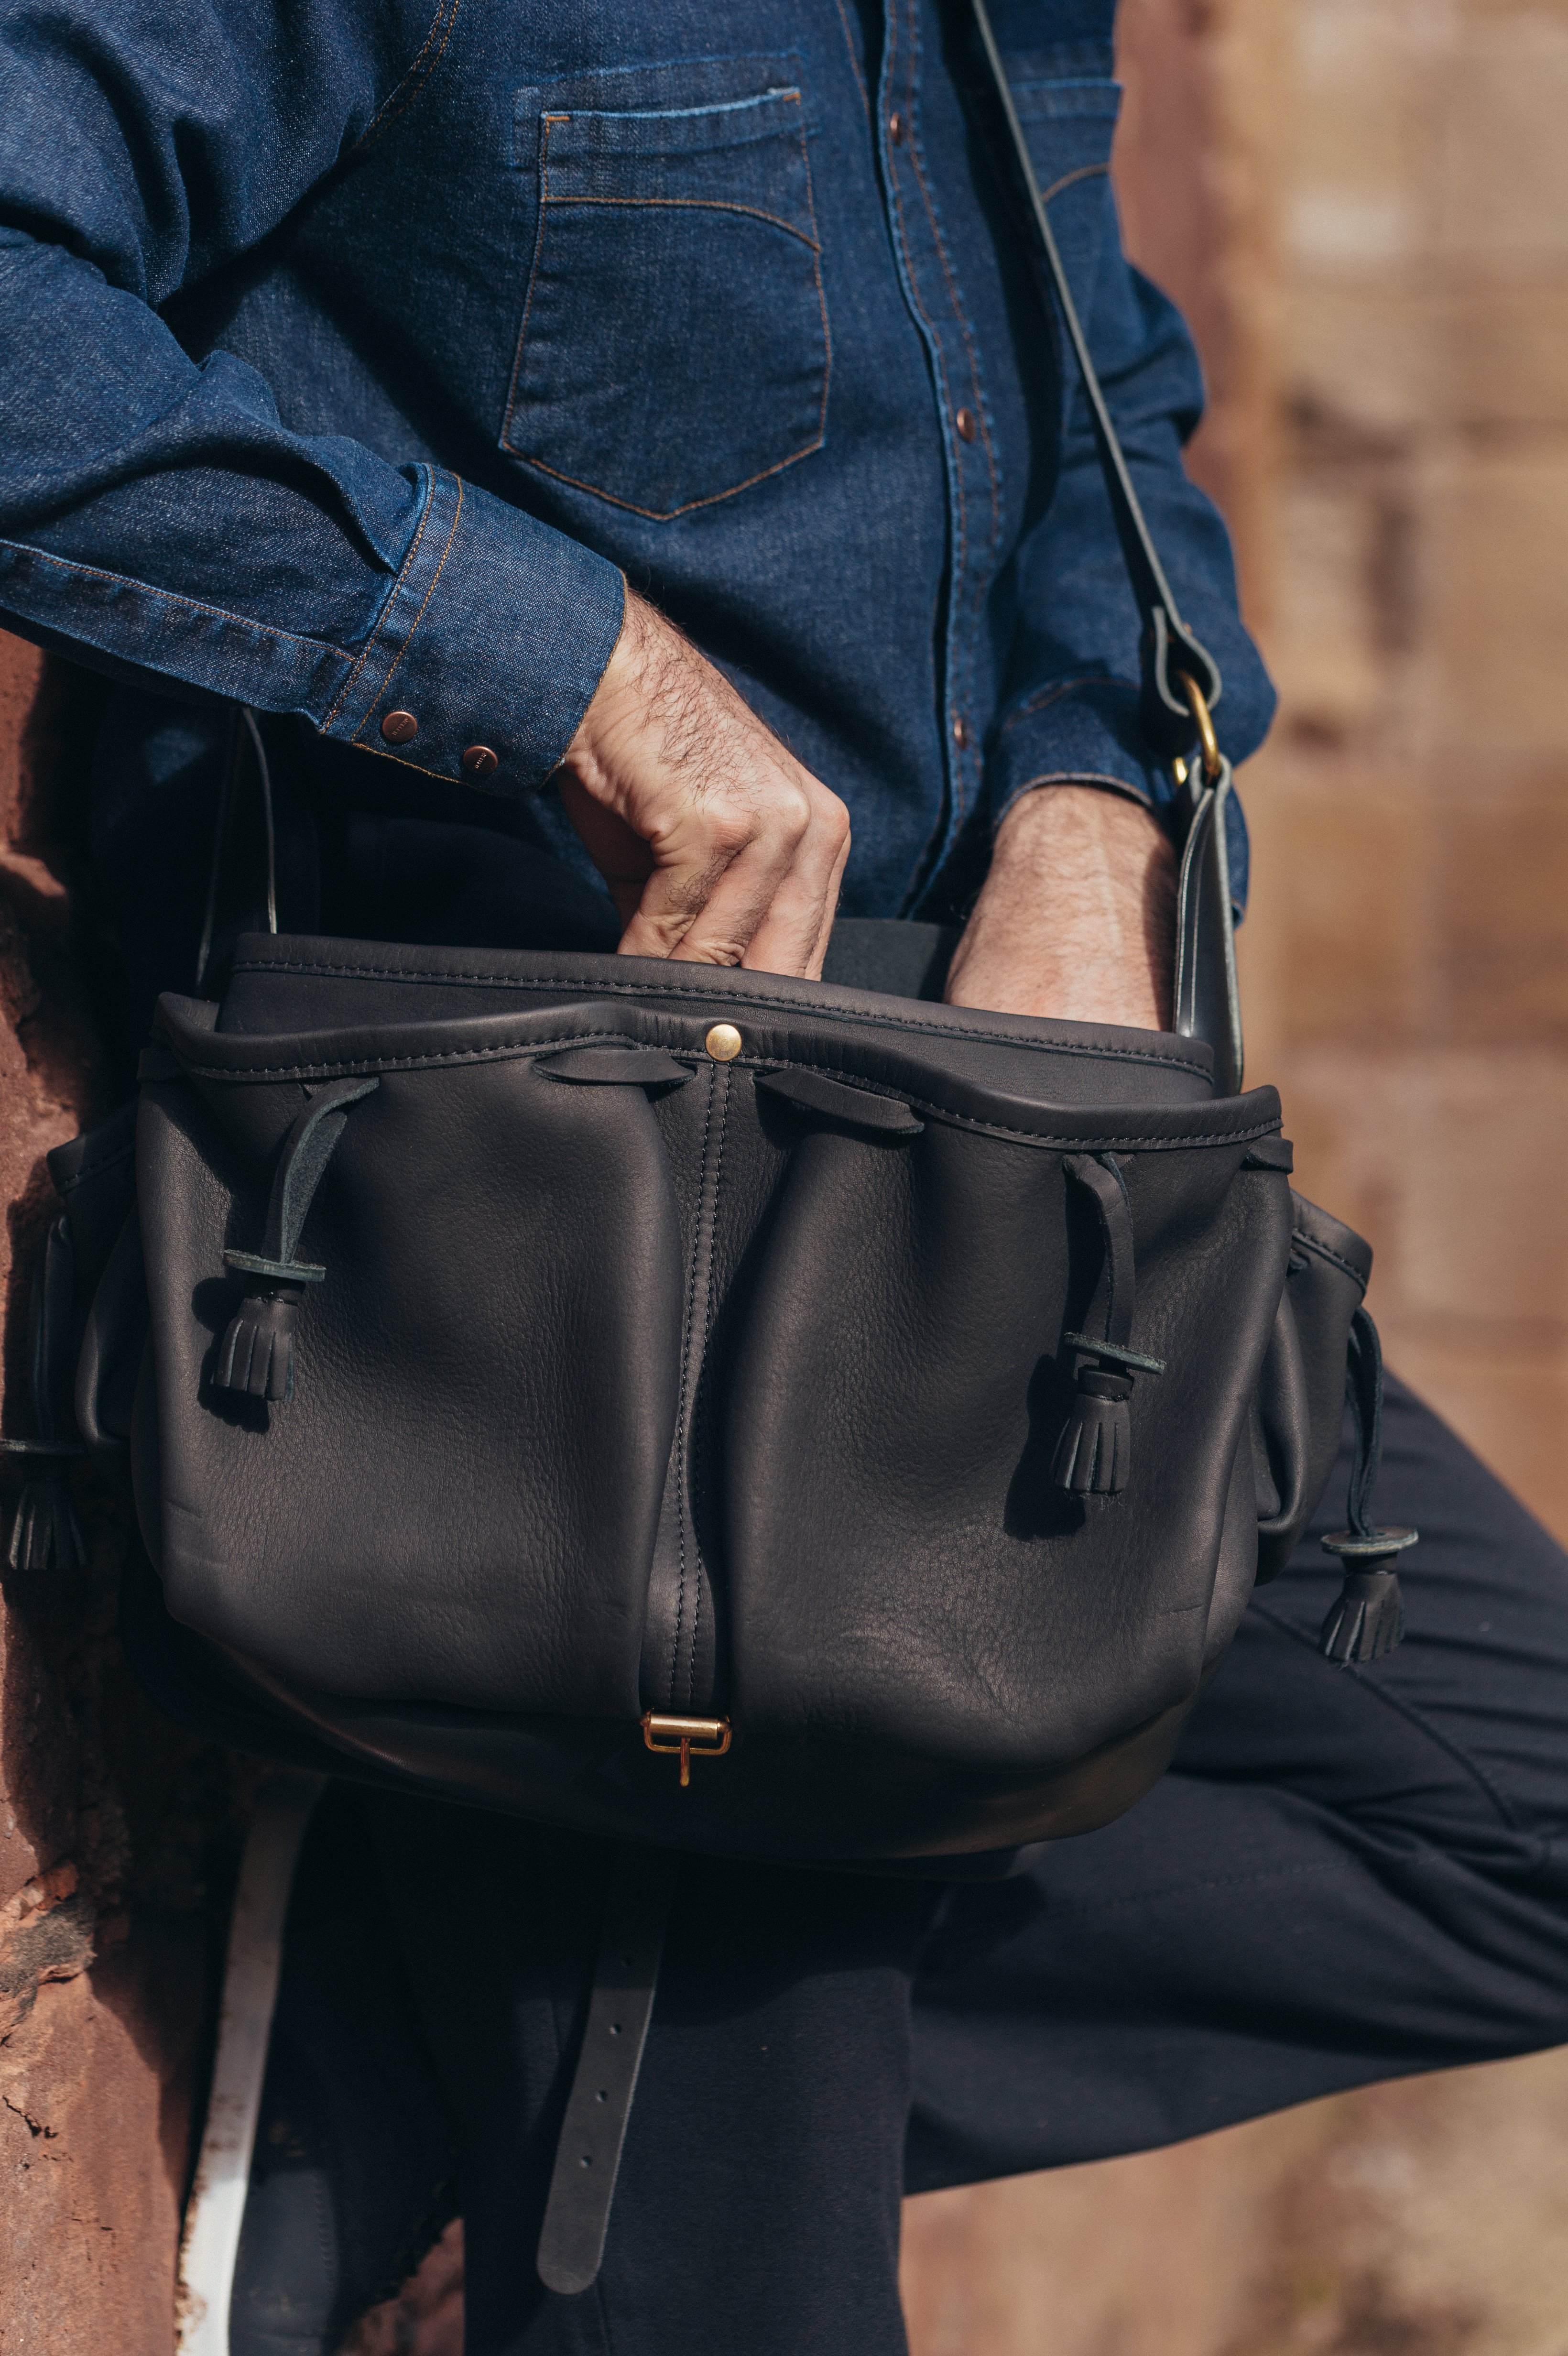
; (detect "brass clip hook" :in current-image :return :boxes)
[1177,671,1222,784]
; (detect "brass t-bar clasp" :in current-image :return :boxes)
[641,1712,733,1788]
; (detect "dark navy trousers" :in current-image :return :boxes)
[232,1378,1568,2356]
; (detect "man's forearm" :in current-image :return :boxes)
[943,786,1177,1028]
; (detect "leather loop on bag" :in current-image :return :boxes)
[754,1067,924,1135]
[1172,759,1244,1096]
[537,1046,695,1087]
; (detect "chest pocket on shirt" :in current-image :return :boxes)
[502,63,830,521]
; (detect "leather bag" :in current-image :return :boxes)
[10,3,1416,1877]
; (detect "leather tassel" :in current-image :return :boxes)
[2,1213,88,1572]
[1050,1366,1133,1496]
[211,1074,378,1406]
[1319,1565,1404,1665]
[8,1469,87,1573]
[1053,1155,1164,1500]
[1319,1304,1418,1666]
[214,1284,303,1404]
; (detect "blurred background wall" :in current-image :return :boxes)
[903,0,1568,2348]
[2,0,1566,2348]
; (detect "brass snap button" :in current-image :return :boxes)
[952,715,971,749]
[889,111,905,145]
[462,743,500,778]
[955,407,977,443]
[705,1024,743,1063]
[380,709,418,744]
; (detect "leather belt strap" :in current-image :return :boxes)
[536,1845,679,2297]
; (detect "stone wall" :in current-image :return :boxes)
[0,636,250,2354]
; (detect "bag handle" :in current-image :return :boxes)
[970,0,1244,1093]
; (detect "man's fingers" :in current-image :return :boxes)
[664,783,849,973]
[736,788,851,978]
[630,828,797,966]
[561,591,851,977]
[617,782,820,967]
[806,819,853,980]
[555,774,655,927]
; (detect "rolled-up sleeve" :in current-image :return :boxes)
[0,0,625,793]
[983,68,1275,905]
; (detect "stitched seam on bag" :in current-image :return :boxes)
[1289,1229,1370,1293]
[54,1143,135,1193]
[669,1069,716,1708]
[222,961,1216,1073]
[167,1041,1279,1149]
[687,1068,730,1705]
[1250,1603,1540,1846]
[185,1038,1236,1103]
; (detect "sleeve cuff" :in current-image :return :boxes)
[987,675,1252,912]
[317,466,625,793]
[985,677,1170,831]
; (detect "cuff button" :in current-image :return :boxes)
[462,744,500,779]
[381,709,419,744]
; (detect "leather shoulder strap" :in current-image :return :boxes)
[971,0,1244,1092]
[969,0,1221,761]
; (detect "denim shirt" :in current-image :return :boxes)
[0,0,1273,943]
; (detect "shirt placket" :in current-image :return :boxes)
[874,0,1003,906]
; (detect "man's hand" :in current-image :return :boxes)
[558,590,851,978]
[944,786,1177,1028]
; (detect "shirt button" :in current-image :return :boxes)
[952,716,971,749]
[462,743,500,778]
[955,407,977,443]
[380,709,418,744]
[888,111,905,145]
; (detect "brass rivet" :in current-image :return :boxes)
[889,111,905,145]
[955,406,977,443]
[952,715,971,750]
[462,742,500,778]
[380,709,418,744]
[705,1023,743,1062]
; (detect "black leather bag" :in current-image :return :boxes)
[11,5,1414,1877]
